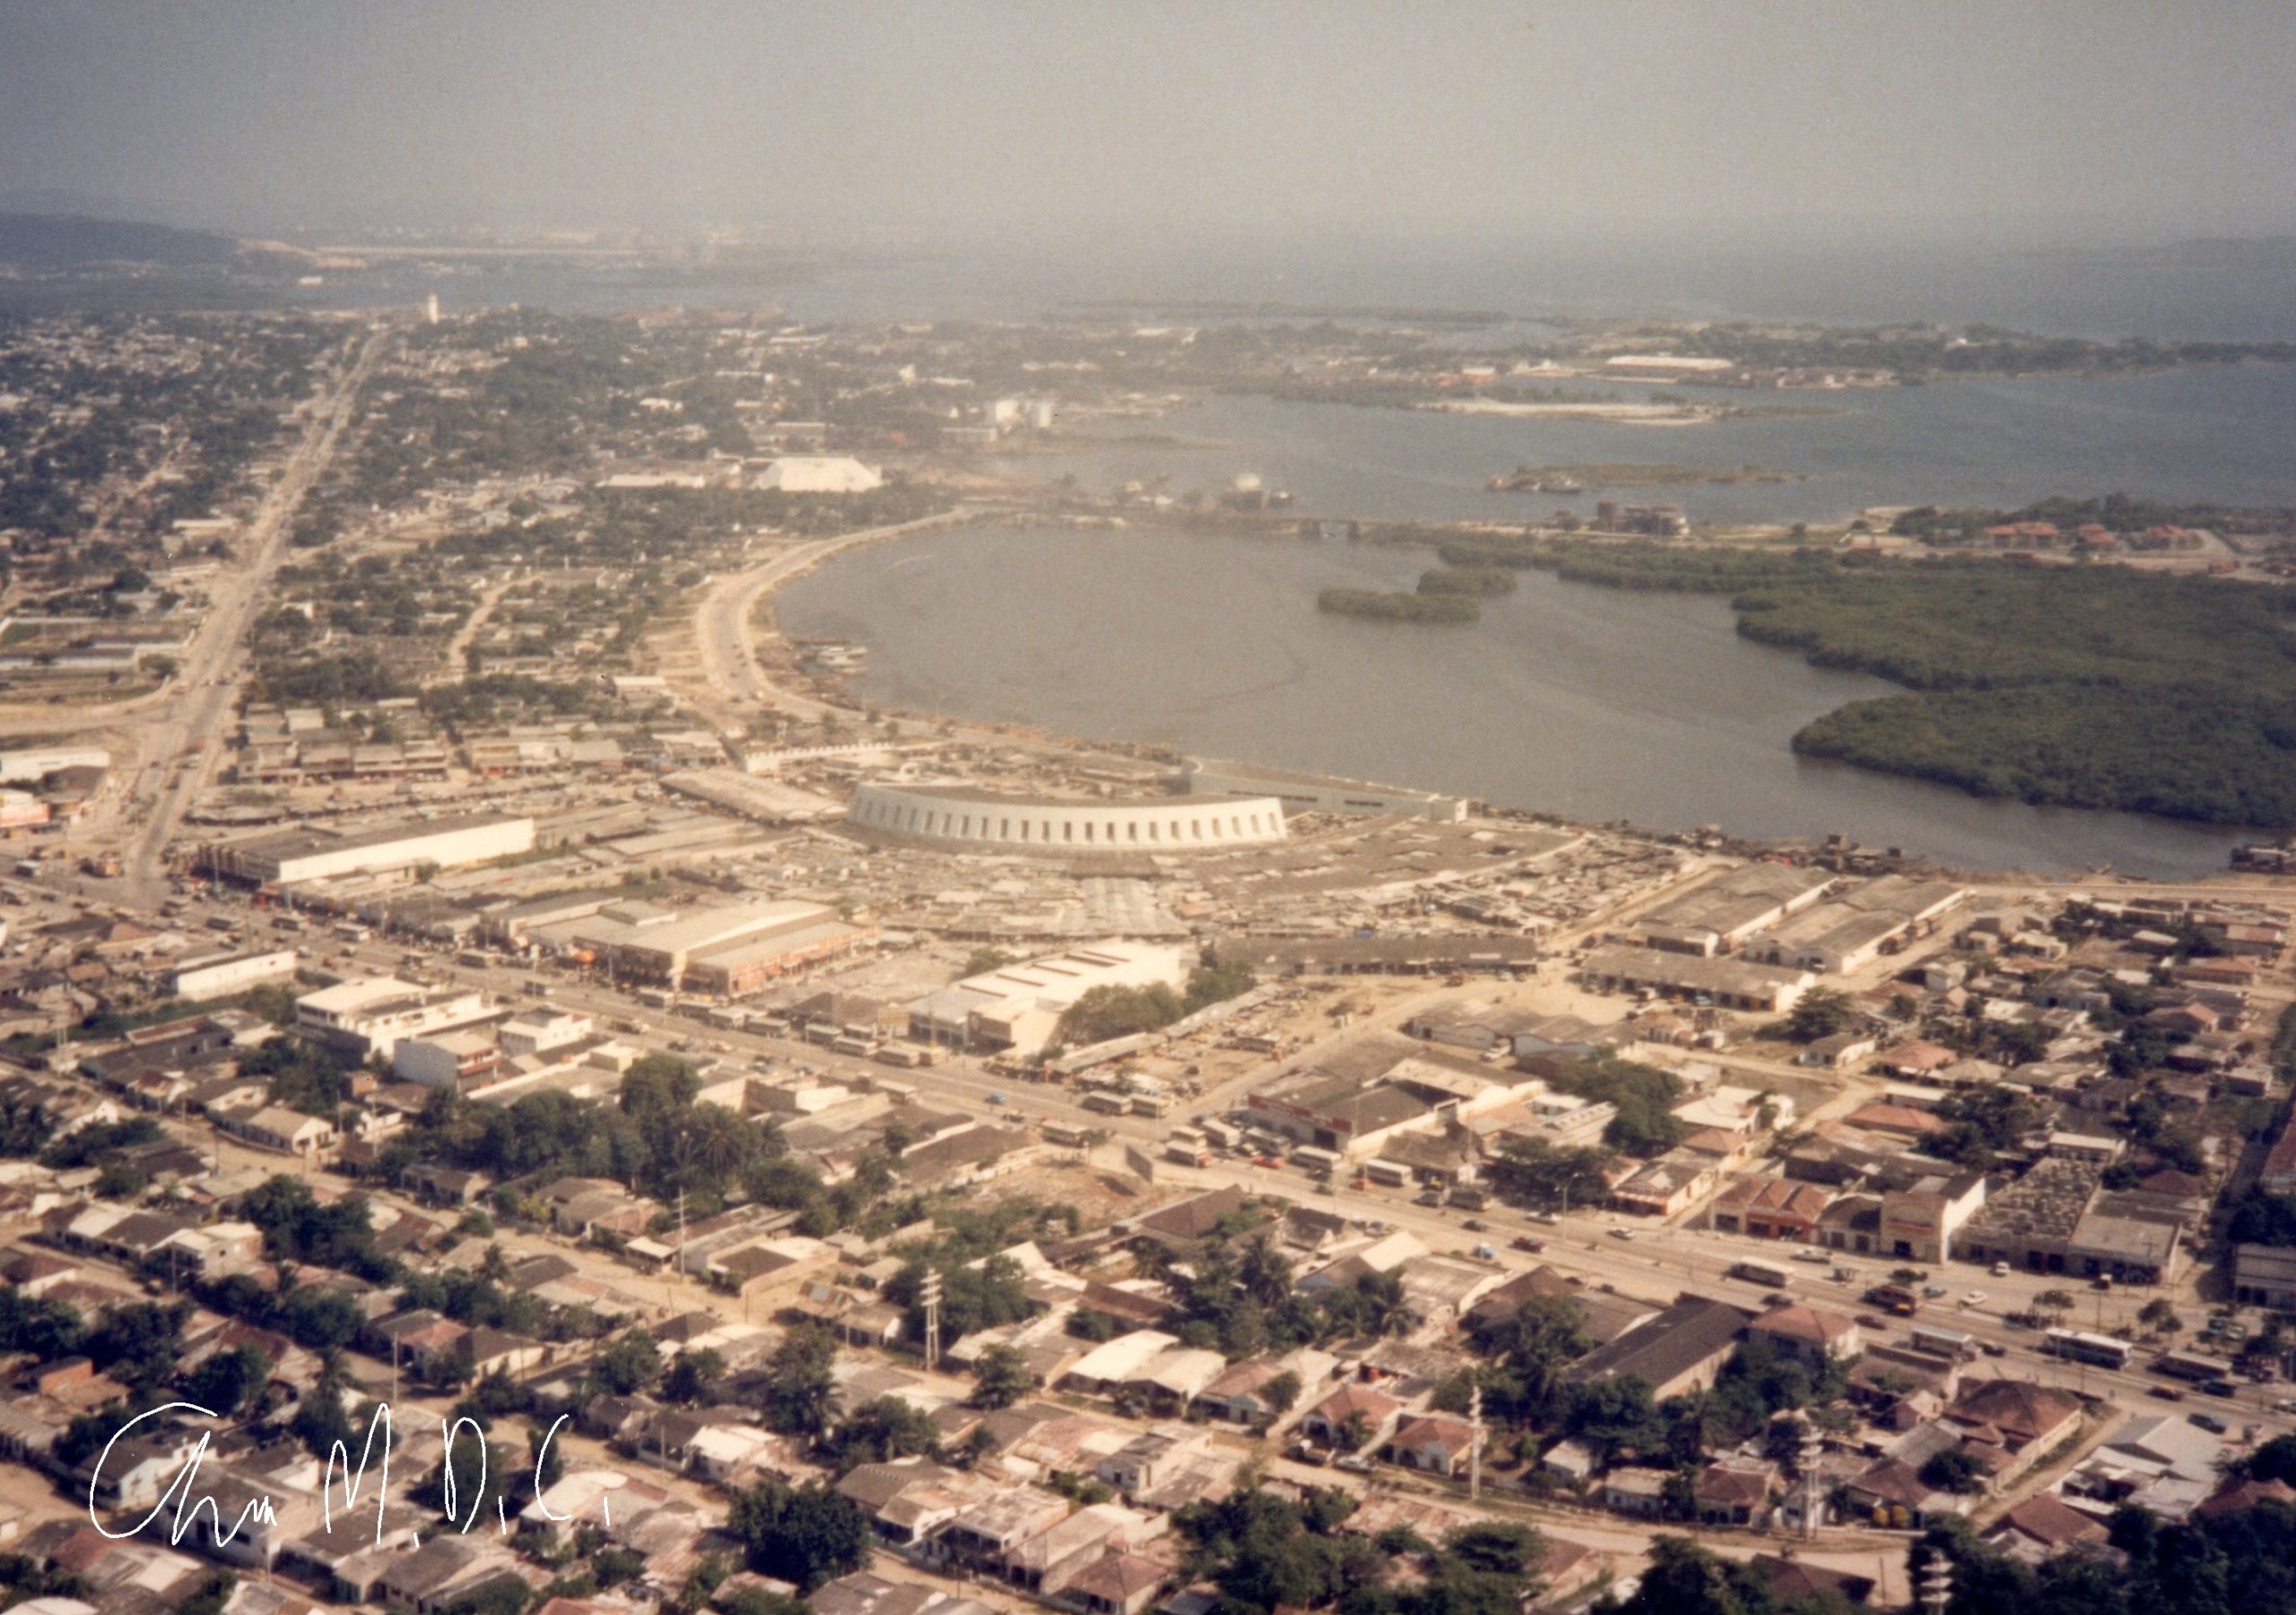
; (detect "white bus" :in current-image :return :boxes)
[1081,1090,1128,1116]
[2044,1329,2133,1370]
[1729,1258,1796,1290]
[1292,1145,1344,1177]
[1165,1127,1211,1166]
[1909,1325,1976,1360]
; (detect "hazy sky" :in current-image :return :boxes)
[6,1,2294,244]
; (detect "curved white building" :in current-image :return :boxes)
[848,780,1287,854]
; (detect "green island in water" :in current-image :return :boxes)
[1316,586,1481,623]
[1421,517,2296,828]
[1317,564,1520,623]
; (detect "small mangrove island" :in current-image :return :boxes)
[1317,586,1481,623]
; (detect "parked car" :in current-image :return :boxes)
[2201,1379,2239,1398]
[1511,1236,1547,1253]
[1413,1190,1444,1207]
[2190,1412,2231,1434]
[1961,1291,1988,1307]
[1921,1285,1949,1298]
[1855,1314,1889,1331]
[1990,1260,2011,1278]
[1979,1341,2008,1358]
[2150,1385,2187,1402]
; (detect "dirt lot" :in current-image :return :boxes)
[965,1157,1176,1229]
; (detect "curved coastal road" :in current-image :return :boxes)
[689,507,986,725]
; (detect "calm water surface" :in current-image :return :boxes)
[778,525,2254,880]
[985,369,2296,527]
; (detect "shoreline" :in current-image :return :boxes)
[748,515,2258,881]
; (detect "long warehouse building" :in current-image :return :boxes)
[570,899,873,996]
[200,812,535,885]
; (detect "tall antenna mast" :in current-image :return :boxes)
[920,1270,944,1373]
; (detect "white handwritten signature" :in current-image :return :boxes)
[89,1402,587,1550]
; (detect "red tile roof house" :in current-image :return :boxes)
[1986,1493,2109,1565]
[2194,1477,2296,1519]
[1840,1101,1947,1140]
[1943,1379,2084,1487]
[1751,1554,1875,1607]
[1877,1040,1958,1081]
[1694,1457,1782,1527]
[1057,1553,1166,1615]
[1844,1455,1964,1529]
[1380,1415,1476,1479]
[1706,1177,1833,1241]
[1746,1304,1863,1368]
[1196,1359,1297,1426]
[1300,1385,1401,1452]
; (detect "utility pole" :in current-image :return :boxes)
[1467,1380,1483,1501]
[920,1270,944,1374]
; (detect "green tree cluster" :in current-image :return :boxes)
[1315,587,1480,624]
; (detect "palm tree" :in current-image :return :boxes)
[1237,1234,1293,1310]
[1360,1271,1412,1338]
[681,1106,749,1187]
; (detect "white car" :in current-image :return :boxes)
[1961,1291,1988,1307]
[1607,1227,1636,1241]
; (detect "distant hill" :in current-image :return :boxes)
[0,213,245,268]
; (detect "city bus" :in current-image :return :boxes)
[1164,1127,1212,1166]
[1909,1325,1976,1360]
[1292,1145,1345,1177]
[2152,1349,2224,1383]
[1729,1259,1796,1290]
[2044,1329,2134,1370]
